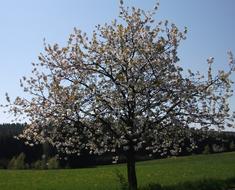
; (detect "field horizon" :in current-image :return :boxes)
[0,151,235,190]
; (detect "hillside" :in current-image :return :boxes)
[0,152,234,190]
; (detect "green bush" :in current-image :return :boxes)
[33,160,43,169]
[202,145,212,154]
[32,155,59,170]
[33,157,47,169]
[229,141,235,151]
[47,157,60,169]
[212,144,225,153]
[8,157,16,169]
[115,169,128,190]
[15,153,26,169]
[8,153,26,169]
[41,155,48,169]
[31,160,44,170]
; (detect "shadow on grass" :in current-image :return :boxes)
[139,178,235,190]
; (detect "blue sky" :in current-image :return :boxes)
[0,0,235,124]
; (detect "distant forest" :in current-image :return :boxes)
[0,123,235,169]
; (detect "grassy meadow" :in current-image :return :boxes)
[0,152,235,190]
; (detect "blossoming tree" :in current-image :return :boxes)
[5,2,235,190]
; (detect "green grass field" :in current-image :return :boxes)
[0,152,235,190]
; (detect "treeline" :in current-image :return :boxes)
[0,123,49,168]
[0,123,104,169]
[0,123,235,169]
[196,131,235,154]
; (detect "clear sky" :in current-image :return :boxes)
[0,0,235,124]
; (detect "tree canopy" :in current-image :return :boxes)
[4,2,235,190]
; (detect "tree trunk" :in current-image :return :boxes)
[126,149,137,190]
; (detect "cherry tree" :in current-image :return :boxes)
[4,2,235,190]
